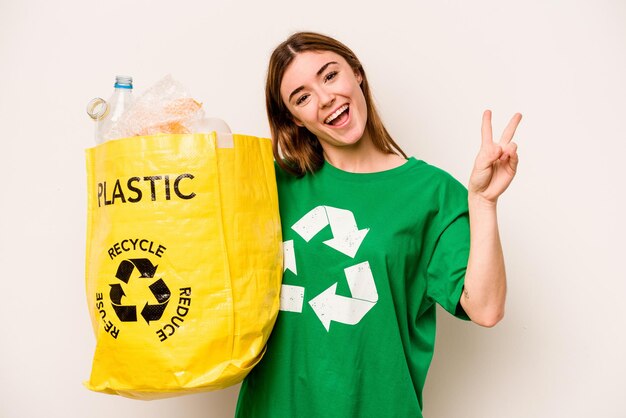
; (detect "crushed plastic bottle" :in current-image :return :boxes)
[86,76,134,144]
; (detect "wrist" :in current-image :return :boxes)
[468,192,498,211]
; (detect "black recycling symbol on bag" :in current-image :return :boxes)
[110,258,171,324]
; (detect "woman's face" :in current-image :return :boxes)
[279,50,369,150]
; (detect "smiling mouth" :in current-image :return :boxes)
[325,104,349,125]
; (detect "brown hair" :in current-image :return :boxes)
[266,31,407,176]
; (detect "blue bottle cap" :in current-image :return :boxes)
[114,75,133,89]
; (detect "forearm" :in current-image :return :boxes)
[460,194,507,327]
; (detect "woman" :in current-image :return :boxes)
[236,31,521,418]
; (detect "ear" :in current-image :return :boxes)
[354,70,363,85]
[291,115,305,127]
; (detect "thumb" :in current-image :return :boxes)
[475,144,502,170]
[505,142,519,172]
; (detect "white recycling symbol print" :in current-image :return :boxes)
[280,205,378,331]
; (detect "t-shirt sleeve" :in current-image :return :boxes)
[425,172,471,320]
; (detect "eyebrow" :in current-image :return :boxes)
[288,61,339,102]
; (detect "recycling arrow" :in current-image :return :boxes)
[280,239,305,313]
[291,206,369,258]
[109,283,126,304]
[116,258,158,282]
[110,283,137,322]
[141,278,171,324]
[309,261,378,331]
[283,240,297,275]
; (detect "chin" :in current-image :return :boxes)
[341,128,368,146]
[314,124,368,148]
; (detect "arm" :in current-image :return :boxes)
[460,110,522,327]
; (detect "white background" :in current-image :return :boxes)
[1,0,625,417]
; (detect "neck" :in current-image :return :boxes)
[322,134,406,174]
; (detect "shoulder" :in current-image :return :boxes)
[274,160,303,182]
[406,159,466,191]
[274,160,291,177]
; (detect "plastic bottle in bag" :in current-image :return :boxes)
[86,76,134,144]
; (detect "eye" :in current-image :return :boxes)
[295,93,310,106]
[324,71,338,83]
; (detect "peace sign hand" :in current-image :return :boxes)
[468,110,522,205]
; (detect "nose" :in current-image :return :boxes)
[318,87,335,109]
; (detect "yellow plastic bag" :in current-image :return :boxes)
[84,133,282,399]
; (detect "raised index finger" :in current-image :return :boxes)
[481,109,493,147]
[499,113,523,145]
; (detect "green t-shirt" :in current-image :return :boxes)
[236,157,470,418]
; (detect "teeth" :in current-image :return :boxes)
[325,104,349,124]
